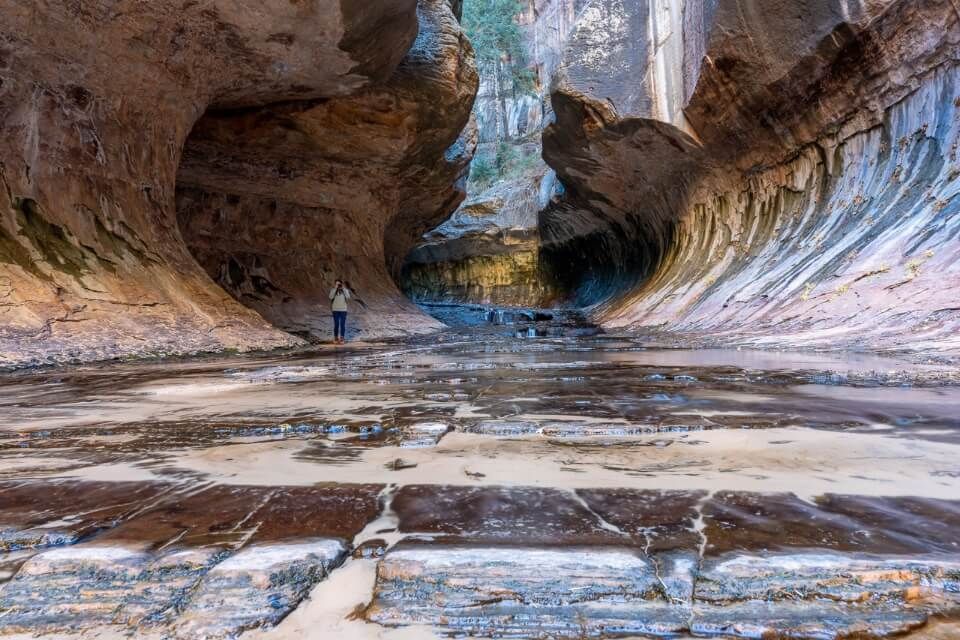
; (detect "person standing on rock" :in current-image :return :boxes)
[329,279,351,344]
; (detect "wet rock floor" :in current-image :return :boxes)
[2,323,960,638]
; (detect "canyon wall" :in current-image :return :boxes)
[403,162,557,306]
[0,0,476,366]
[177,0,477,340]
[402,0,585,306]
[541,0,960,356]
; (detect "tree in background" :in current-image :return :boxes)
[463,0,536,140]
[463,0,526,69]
[463,0,538,187]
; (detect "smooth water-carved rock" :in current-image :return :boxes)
[0,481,171,552]
[0,483,383,635]
[540,0,960,357]
[173,539,346,639]
[0,0,474,366]
[367,488,960,638]
[367,544,692,637]
[178,0,478,341]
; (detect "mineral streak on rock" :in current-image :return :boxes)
[540,0,960,356]
[0,0,475,367]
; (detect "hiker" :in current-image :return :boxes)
[329,279,351,344]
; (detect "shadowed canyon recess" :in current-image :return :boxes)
[1,0,960,639]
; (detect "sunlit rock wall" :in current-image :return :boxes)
[403,175,558,305]
[542,0,960,356]
[402,0,584,306]
[0,0,475,365]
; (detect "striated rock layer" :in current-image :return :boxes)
[541,0,960,357]
[0,0,475,366]
[403,174,560,306]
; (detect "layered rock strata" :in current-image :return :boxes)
[369,486,960,638]
[541,0,960,356]
[0,0,475,366]
[3,480,959,638]
[0,482,382,636]
[403,181,558,305]
[401,0,584,306]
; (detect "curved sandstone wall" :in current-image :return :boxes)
[541,0,960,356]
[0,0,476,366]
[177,0,477,340]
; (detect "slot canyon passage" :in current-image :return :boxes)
[2,0,960,637]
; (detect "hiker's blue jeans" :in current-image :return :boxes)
[333,311,347,340]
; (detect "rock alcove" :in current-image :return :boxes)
[0,0,475,367]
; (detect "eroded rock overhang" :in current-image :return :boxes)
[540,0,960,356]
[0,0,477,367]
[177,0,478,340]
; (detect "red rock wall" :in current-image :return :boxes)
[177,0,478,340]
[0,0,475,365]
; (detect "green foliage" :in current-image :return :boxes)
[463,0,525,65]
[462,0,534,95]
[469,156,497,187]
[469,142,541,189]
[495,141,539,177]
[494,141,518,171]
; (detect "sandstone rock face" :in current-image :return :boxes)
[178,0,478,340]
[541,0,960,356]
[0,0,475,366]
[400,0,584,307]
[403,170,560,305]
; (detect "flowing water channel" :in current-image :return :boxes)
[1,311,960,639]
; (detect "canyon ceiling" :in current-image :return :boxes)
[1,0,958,367]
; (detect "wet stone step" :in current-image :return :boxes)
[0,485,276,633]
[695,552,960,604]
[703,491,960,555]
[392,485,641,545]
[690,601,932,638]
[366,544,692,637]
[366,544,960,639]
[0,545,225,633]
[398,421,451,448]
[0,480,172,552]
[172,538,347,639]
[463,419,716,437]
[0,483,383,637]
